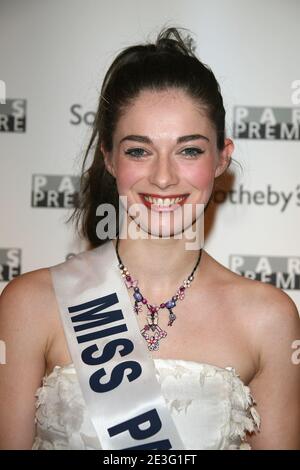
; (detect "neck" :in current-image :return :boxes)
[112,224,203,298]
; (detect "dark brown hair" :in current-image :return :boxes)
[69,26,230,248]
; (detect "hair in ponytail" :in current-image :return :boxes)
[68,26,228,247]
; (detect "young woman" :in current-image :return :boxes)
[0,27,299,451]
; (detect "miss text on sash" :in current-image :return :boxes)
[68,291,173,450]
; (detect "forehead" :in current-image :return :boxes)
[115,89,214,142]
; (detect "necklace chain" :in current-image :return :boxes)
[116,236,203,351]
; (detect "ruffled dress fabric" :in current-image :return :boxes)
[32,358,260,450]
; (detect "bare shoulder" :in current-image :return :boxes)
[0,268,61,449]
[1,266,52,291]
[204,250,300,364]
[1,267,54,311]
[241,278,300,370]
[211,263,300,450]
[214,267,300,450]
[204,249,299,322]
[229,267,299,334]
[0,267,58,350]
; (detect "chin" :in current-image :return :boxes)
[129,212,201,240]
[120,195,205,239]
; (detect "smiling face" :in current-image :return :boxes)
[102,88,233,238]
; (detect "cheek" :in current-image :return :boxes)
[114,161,144,194]
[182,161,215,190]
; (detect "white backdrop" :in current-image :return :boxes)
[0,0,299,310]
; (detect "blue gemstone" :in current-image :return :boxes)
[165,300,175,309]
[133,292,143,302]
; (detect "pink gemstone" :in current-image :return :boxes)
[180,286,185,291]
[142,298,147,304]
[126,275,131,281]
[160,303,165,308]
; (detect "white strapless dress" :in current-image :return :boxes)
[32,358,260,450]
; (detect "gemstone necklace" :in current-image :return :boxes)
[116,236,203,351]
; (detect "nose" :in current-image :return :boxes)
[148,154,179,189]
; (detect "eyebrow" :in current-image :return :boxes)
[119,133,210,145]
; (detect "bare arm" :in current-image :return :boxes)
[246,288,300,450]
[0,270,51,449]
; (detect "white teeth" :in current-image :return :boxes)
[143,195,186,206]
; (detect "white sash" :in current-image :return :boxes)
[50,240,185,450]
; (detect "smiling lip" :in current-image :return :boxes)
[140,193,189,199]
[138,193,189,212]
